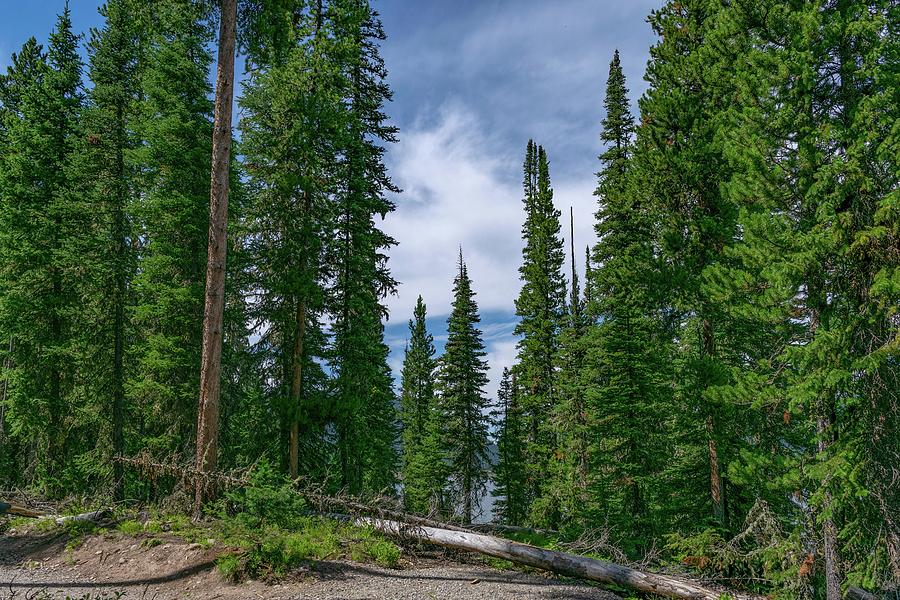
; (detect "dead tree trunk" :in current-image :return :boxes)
[194,0,237,521]
[354,516,765,600]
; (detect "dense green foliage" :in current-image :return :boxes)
[513,140,567,528]
[399,296,445,515]
[436,252,491,524]
[0,1,896,597]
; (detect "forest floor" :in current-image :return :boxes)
[0,528,621,600]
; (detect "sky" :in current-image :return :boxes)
[0,0,662,400]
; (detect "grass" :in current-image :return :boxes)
[106,506,403,582]
[206,516,402,581]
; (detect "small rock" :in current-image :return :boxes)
[94,550,103,555]
[118,557,126,564]
[129,544,138,551]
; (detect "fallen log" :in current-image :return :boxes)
[49,508,110,525]
[470,523,558,537]
[0,501,44,518]
[1,501,109,525]
[352,515,766,600]
[845,585,895,600]
[304,491,471,533]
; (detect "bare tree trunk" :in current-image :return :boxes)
[194,0,237,521]
[354,516,766,600]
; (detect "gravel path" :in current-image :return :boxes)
[0,532,621,599]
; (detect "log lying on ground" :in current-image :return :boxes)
[469,523,558,537]
[1,501,110,525]
[352,515,766,600]
[0,501,44,518]
[305,491,471,533]
[49,508,110,525]
[845,585,884,600]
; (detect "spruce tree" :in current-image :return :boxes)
[513,140,567,527]
[438,251,491,524]
[491,367,527,525]
[329,0,399,495]
[239,0,332,481]
[582,50,669,548]
[549,207,591,528]
[399,296,445,514]
[0,7,87,494]
[83,0,143,500]
[637,0,740,530]
[129,0,213,460]
[710,0,900,591]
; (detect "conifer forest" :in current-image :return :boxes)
[0,1,897,599]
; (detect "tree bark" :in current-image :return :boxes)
[354,516,766,600]
[194,0,237,521]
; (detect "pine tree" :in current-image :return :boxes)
[549,207,591,528]
[637,0,740,530]
[329,0,399,495]
[239,0,332,482]
[82,0,143,500]
[581,50,670,548]
[129,0,213,460]
[399,296,445,514]
[438,251,491,524]
[491,367,527,525]
[513,140,567,527]
[710,0,900,591]
[0,6,87,495]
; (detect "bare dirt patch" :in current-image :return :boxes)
[0,531,621,599]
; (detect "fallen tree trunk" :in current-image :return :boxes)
[352,516,766,600]
[1,501,109,525]
[50,508,110,525]
[0,501,43,518]
[469,523,557,537]
[845,586,884,600]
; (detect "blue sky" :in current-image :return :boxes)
[1,0,662,398]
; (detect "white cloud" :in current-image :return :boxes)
[382,104,600,401]
[384,104,598,326]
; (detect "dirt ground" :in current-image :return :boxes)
[0,530,622,599]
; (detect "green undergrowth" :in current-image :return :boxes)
[110,463,403,582]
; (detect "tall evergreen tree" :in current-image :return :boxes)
[129,0,213,460]
[491,367,527,525]
[513,139,567,527]
[83,0,143,500]
[709,0,900,592]
[549,207,591,528]
[637,0,740,530]
[438,251,491,524]
[329,0,399,495]
[399,296,445,514]
[582,50,669,548]
[239,0,332,482]
[0,7,87,494]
